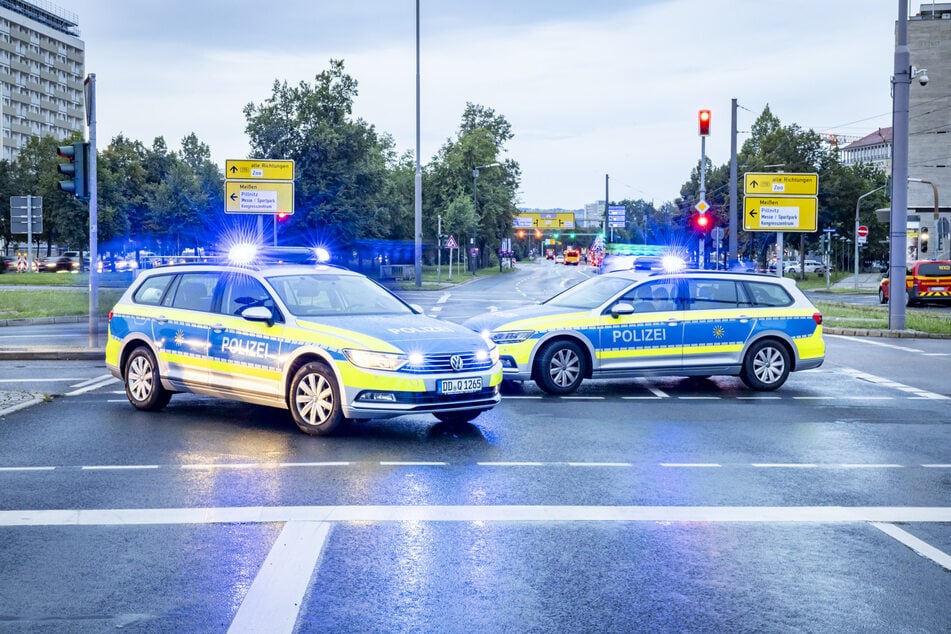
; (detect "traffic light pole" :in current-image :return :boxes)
[86,74,99,348]
[699,134,706,268]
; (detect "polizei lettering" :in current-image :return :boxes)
[612,328,667,344]
[222,336,270,358]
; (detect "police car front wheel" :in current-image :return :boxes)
[536,340,586,395]
[124,346,172,411]
[740,340,790,391]
[289,362,345,436]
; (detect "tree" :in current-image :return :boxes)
[13,135,87,255]
[425,103,521,268]
[243,59,397,248]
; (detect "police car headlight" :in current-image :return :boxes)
[344,349,407,371]
[475,346,500,364]
[490,330,534,344]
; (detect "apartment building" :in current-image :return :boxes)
[0,0,84,161]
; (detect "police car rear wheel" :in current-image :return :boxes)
[536,340,585,395]
[741,340,790,391]
[289,362,344,436]
[124,347,171,411]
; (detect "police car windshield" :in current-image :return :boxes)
[543,276,635,309]
[266,273,412,317]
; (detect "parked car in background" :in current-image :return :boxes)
[786,259,828,274]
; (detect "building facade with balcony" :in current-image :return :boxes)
[0,0,84,162]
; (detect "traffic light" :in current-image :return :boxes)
[698,109,711,136]
[693,213,711,232]
[57,142,89,200]
[570,232,576,239]
[517,230,525,239]
[277,212,289,221]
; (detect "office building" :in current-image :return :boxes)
[0,0,84,161]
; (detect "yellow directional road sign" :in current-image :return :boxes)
[744,196,817,232]
[744,172,818,196]
[225,159,295,181]
[226,180,295,214]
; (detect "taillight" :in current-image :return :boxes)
[108,310,114,322]
[813,312,823,325]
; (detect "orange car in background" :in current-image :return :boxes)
[563,249,581,265]
[879,260,951,306]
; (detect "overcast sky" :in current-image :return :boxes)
[54,0,901,210]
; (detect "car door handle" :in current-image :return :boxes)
[212,323,225,333]
[738,315,751,323]
[665,318,680,326]
[156,316,168,324]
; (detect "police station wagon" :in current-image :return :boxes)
[106,253,502,435]
[463,268,824,394]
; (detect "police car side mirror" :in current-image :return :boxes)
[242,306,274,326]
[611,302,635,318]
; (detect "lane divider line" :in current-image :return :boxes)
[2,505,950,527]
[871,522,951,571]
[228,521,331,634]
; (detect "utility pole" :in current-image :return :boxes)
[889,0,910,330]
[729,98,738,263]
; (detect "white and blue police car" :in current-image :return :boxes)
[463,266,824,395]
[106,246,502,435]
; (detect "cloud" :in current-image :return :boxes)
[60,0,896,209]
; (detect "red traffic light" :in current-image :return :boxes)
[277,212,288,221]
[698,109,711,136]
[693,213,711,231]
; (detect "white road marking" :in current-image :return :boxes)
[736,396,782,400]
[677,396,721,400]
[0,461,943,472]
[436,293,450,304]
[871,522,951,571]
[64,375,117,396]
[561,396,604,400]
[279,462,350,467]
[0,466,55,472]
[637,379,669,398]
[81,465,159,471]
[0,378,85,383]
[228,521,331,634]
[830,335,923,353]
[2,505,950,526]
[839,367,948,400]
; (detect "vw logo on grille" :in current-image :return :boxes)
[449,355,465,372]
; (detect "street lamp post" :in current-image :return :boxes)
[854,185,886,289]
[472,162,500,275]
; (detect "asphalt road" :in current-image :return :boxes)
[0,261,948,632]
